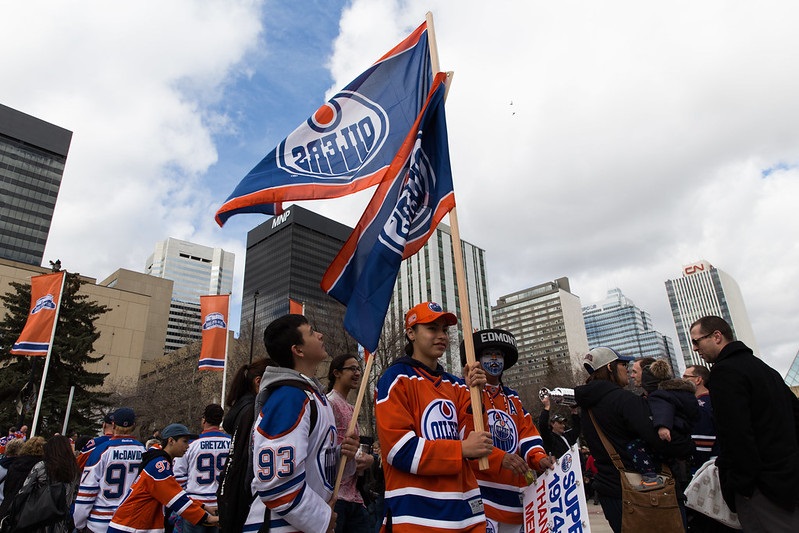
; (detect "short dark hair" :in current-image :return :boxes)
[264,314,308,368]
[686,364,710,382]
[203,404,224,426]
[690,316,734,342]
[327,354,358,392]
[635,356,657,369]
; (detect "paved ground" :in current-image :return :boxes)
[586,500,614,532]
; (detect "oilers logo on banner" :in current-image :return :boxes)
[31,294,56,314]
[487,409,518,452]
[317,425,338,490]
[278,91,388,179]
[560,450,573,473]
[379,136,436,255]
[202,312,226,330]
[421,399,460,441]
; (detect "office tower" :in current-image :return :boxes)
[384,223,491,372]
[242,205,353,352]
[665,260,759,368]
[492,277,589,390]
[0,103,72,266]
[583,288,679,373]
[146,238,235,353]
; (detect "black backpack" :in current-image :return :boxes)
[216,379,318,533]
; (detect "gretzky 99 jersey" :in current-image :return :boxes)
[243,371,338,533]
[375,356,485,533]
[74,436,146,533]
[476,384,548,525]
[173,429,231,507]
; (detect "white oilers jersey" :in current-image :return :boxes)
[244,381,338,533]
[173,429,231,506]
[73,436,146,533]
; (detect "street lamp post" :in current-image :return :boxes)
[249,290,259,365]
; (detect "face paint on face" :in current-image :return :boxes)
[480,350,505,376]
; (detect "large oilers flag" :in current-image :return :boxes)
[198,295,230,371]
[322,73,454,352]
[215,22,432,225]
[11,271,66,356]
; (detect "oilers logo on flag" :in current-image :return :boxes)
[31,294,56,314]
[318,425,338,490]
[202,312,226,330]
[278,91,389,179]
[378,138,436,255]
[487,409,518,452]
[421,399,459,441]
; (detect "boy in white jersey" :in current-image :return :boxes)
[174,403,231,533]
[73,407,146,533]
[243,314,359,533]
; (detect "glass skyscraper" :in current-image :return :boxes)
[146,238,235,353]
[583,288,679,373]
[0,103,72,266]
[784,349,799,387]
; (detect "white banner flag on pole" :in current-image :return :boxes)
[522,443,591,532]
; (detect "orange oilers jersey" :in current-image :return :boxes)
[375,356,486,532]
[476,385,548,525]
[107,452,206,533]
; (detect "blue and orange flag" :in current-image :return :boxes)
[11,271,66,356]
[322,73,455,352]
[215,21,433,225]
[198,294,230,371]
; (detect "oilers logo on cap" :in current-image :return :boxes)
[202,312,226,330]
[422,399,459,441]
[278,91,388,179]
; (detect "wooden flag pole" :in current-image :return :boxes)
[426,10,489,470]
[330,352,376,505]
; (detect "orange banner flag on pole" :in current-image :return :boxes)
[289,298,304,315]
[11,271,66,356]
[198,294,229,371]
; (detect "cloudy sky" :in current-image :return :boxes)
[3,0,797,375]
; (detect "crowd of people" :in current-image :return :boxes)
[0,306,797,533]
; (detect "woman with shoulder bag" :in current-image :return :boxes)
[574,347,686,533]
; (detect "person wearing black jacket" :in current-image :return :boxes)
[537,397,580,458]
[691,315,799,531]
[216,357,271,533]
[574,347,680,533]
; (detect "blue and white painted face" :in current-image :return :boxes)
[480,349,505,377]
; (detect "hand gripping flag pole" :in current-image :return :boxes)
[425,11,489,471]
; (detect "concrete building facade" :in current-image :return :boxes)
[492,277,589,391]
[0,259,172,389]
[0,103,72,266]
[665,260,759,369]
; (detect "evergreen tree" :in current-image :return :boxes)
[0,267,111,436]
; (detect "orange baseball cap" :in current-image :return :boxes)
[404,302,458,329]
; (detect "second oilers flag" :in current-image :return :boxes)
[322,73,455,352]
[215,21,432,225]
[11,271,66,356]
[198,294,229,371]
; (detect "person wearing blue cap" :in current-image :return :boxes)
[74,407,146,533]
[107,423,217,533]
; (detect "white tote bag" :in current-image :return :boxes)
[684,458,741,529]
